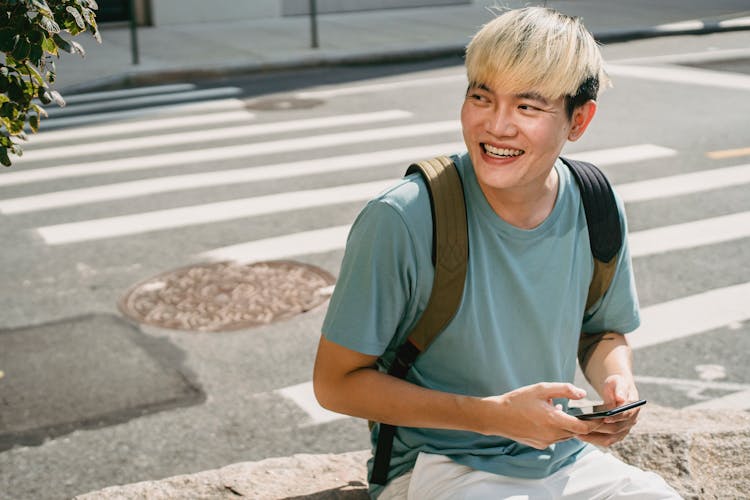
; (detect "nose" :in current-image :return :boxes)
[486,104,517,137]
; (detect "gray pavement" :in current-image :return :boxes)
[5,1,750,497]
[54,0,750,93]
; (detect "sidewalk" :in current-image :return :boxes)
[55,1,750,93]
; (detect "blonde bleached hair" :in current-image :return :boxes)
[465,7,611,105]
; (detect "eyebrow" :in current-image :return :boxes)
[467,82,492,93]
[516,92,550,105]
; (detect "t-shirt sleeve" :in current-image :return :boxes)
[581,191,641,335]
[322,199,419,356]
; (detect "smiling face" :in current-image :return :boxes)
[461,7,607,212]
[461,82,581,201]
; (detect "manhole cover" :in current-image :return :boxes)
[244,96,324,111]
[119,261,336,332]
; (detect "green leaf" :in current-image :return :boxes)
[41,35,57,54]
[82,7,96,25]
[12,37,31,60]
[39,15,61,34]
[69,39,85,56]
[31,0,52,16]
[8,80,25,102]
[48,89,65,107]
[31,103,48,118]
[28,30,44,44]
[0,28,18,52]
[29,44,44,65]
[29,114,39,132]
[38,89,53,104]
[0,147,12,167]
[9,115,24,134]
[52,33,72,53]
[66,6,86,29]
[24,63,44,84]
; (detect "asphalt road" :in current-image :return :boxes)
[1,30,749,499]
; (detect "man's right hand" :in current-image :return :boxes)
[314,336,601,446]
[475,382,602,449]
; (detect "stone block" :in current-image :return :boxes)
[78,407,750,498]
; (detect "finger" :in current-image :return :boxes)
[556,412,602,435]
[577,429,630,447]
[588,421,630,435]
[603,407,641,425]
[537,382,587,401]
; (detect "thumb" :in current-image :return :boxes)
[603,375,627,405]
[537,382,587,401]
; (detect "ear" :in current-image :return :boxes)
[568,100,597,142]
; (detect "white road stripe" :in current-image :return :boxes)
[618,163,750,203]
[201,225,352,263]
[610,47,750,66]
[685,389,750,410]
[277,311,750,422]
[0,143,675,212]
[629,211,750,257]
[62,83,197,105]
[565,144,676,166]
[38,98,247,129]
[721,16,750,28]
[607,63,750,91]
[0,143,465,213]
[628,282,750,350]
[634,375,750,393]
[202,207,750,264]
[45,87,243,117]
[277,382,347,424]
[36,180,395,245]
[28,110,256,145]
[295,73,466,99]
[0,121,461,186]
[16,110,413,162]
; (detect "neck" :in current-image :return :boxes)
[483,167,559,229]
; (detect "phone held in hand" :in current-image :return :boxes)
[569,399,647,420]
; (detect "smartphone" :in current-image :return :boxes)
[569,399,647,420]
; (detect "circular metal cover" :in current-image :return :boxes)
[119,261,335,332]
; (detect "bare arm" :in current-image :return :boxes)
[313,335,601,449]
[579,332,641,446]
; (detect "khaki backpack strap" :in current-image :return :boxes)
[370,156,468,486]
[404,156,469,351]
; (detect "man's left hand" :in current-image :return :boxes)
[577,374,640,447]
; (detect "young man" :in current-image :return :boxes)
[314,7,681,499]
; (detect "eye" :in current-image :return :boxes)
[469,93,489,103]
[518,103,541,111]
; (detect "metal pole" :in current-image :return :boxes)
[128,0,140,65]
[309,0,319,49]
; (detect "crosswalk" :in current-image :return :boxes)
[3,81,749,427]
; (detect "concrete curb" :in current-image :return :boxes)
[76,407,750,499]
[61,20,750,94]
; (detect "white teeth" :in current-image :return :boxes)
[483,144,524,157]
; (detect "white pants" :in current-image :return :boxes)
[379,449,682,500]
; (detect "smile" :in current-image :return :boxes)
[482,143,524,158]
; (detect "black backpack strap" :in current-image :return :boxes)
[560,157,624,370]
[370,156,469,485]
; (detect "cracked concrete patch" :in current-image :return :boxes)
[0,314,204,451]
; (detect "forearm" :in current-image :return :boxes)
[577,332,643,447]
[314,335,600,447]
[582,332,636,399]
[314,361,481,432]
[313,335,483,433]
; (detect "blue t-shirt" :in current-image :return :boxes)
[322,152,640,496]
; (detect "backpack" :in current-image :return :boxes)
[369,155,623,485]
